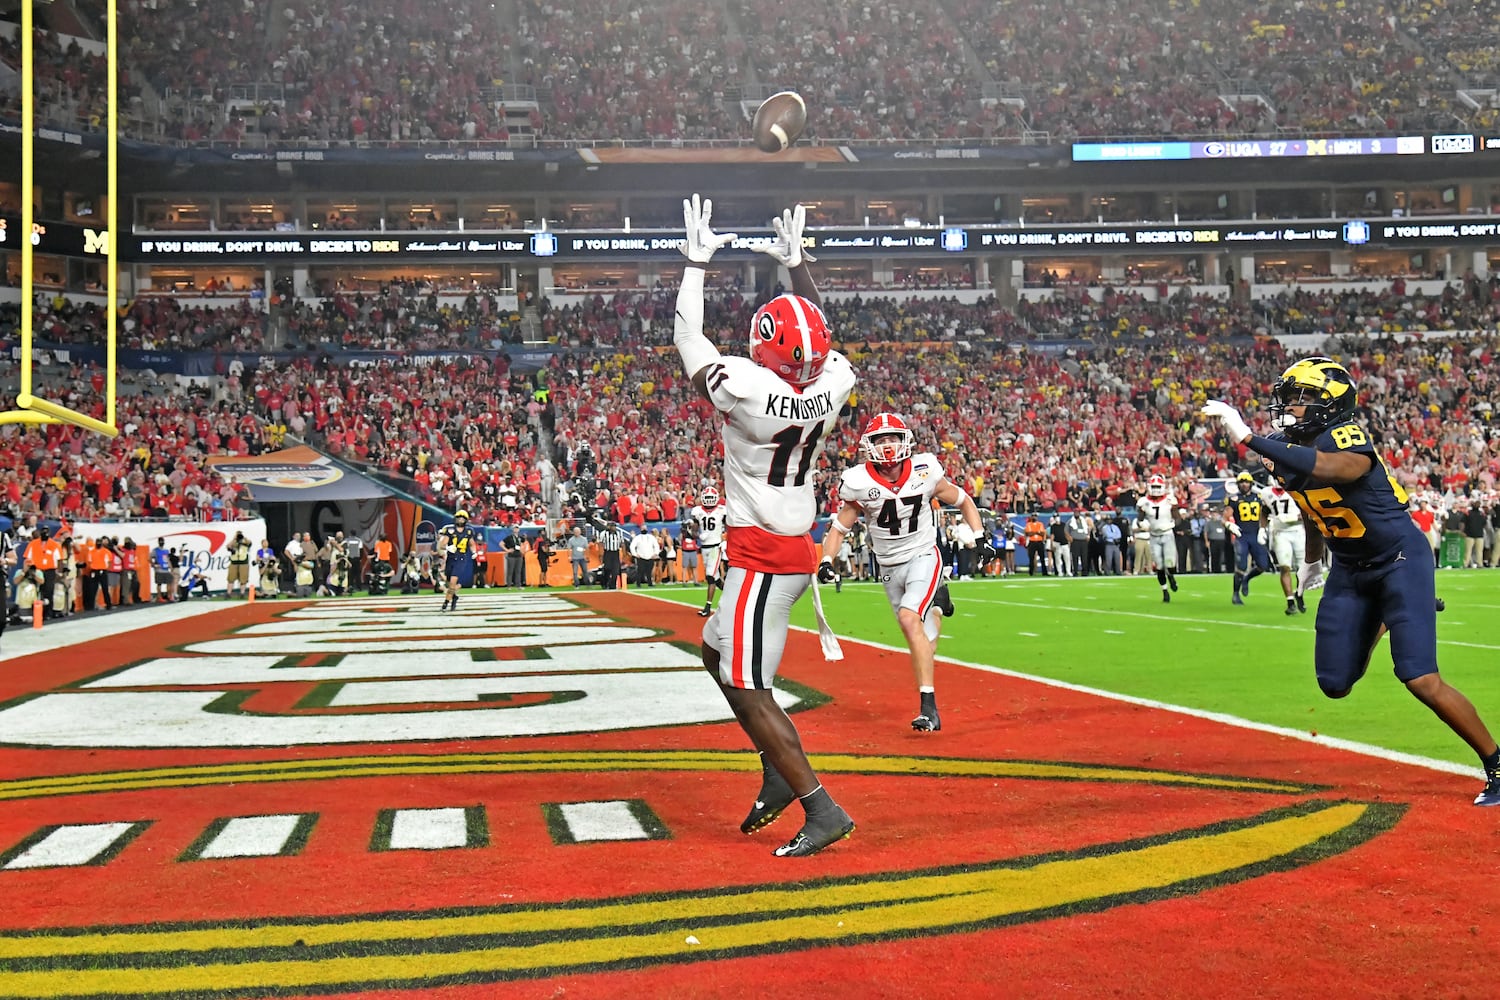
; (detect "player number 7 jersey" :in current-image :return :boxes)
[837,452,946,565]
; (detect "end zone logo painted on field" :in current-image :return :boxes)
[0,594,1404,997]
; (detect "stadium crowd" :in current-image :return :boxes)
[7,0,1498,143]
[17,269,1500,358]
[5,279,1500,539]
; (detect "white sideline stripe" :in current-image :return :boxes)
[967,597,1500,651]
[198,815,304,859]
[559,801,649,841]
[632,591,1484,780]
[0,601,230,661]
[4,822,137,869]
[388,808,470,850]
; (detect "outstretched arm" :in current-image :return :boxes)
[934,478,982,535]
[758,204,821,311]
[675,194,737,399]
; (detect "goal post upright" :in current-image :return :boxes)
[3,0,120,438]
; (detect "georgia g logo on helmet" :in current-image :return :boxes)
[1269,356,1358,442]
[749,294,831,389]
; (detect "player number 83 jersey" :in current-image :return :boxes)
[837,452,945,565]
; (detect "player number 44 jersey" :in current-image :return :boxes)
[838,452,946,565]
[702,353,856,537]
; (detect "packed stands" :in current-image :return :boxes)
[513,0,743,142]
[8,276,1499,539]
[8,0,1499,143]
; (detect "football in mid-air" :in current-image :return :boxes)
[752,91,807,153]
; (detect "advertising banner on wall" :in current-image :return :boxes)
[69,518,268,594]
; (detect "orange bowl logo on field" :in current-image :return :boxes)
[0,592,1406,998]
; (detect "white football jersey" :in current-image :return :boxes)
[1138,494,1178,536]
[838,452,947,565]
[703,352,856,536]
[1261,486,1302,529]
[690,504,724,546]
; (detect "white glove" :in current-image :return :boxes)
[757,204,816,268]
[1300,557,1327,592]
[681,194,737,264]
[1201,399,1252,444]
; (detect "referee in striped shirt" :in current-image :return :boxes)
[592,516,625,589]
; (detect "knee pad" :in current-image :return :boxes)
[1319,681,1352,700]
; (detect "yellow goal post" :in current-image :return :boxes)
[0,0,118,436]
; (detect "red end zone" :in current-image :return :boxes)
[0,592,1491,999]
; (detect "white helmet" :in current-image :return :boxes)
[1147,474,1168,498]
[700,486,720,508]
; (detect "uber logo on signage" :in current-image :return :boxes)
[1342,221,1371,245]
[531,232,559,257]
[941,228,968,252]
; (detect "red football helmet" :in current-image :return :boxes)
[1147,474,1168,498]
[859,412,914,465]
[749,294,831,388]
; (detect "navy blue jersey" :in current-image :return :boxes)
[1267,420,1414,562]
[1223,489,1262,531]
[438,524,479,562]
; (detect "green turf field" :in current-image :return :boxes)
[651,569,1500,768]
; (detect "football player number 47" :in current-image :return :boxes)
[875,496,924,535]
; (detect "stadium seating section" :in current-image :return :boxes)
[5,0,1498,142]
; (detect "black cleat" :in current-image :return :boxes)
[697,604,712,617]
[911,710,941,732]
[1476,770,1500,807]
[1295,593,1306,614]
[1285,603,1298,616]
[1168,574,1178,593]
[1162,590,1170,603]
[773,806,855,857]
[1436,597,1446,613]
[933,584,955,618]
[741,778,797,835]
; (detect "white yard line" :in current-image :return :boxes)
[0,600,235,661]
[965,597,1500,651]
